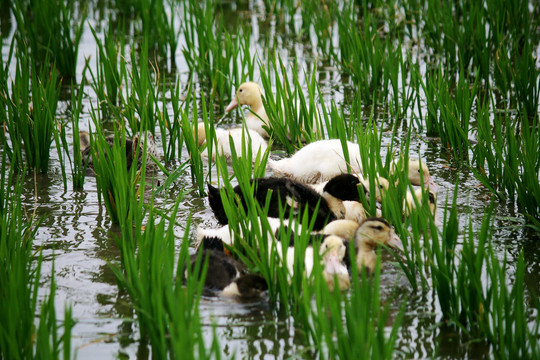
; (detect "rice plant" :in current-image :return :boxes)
[110,173,219,358]
[4,51,63,174]
[88,24,126,119]
[11,0,86,79]
[182,0,254,108]
[259,56,324,151]
[0,156,74,359]
[305,254,405,359]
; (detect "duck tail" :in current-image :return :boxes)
[207,183,229,225]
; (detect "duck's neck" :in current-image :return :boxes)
[356,243,376,273]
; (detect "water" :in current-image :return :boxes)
[2,1,539,359]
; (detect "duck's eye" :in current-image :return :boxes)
[379,185,384,189]
[370,225,383,231]
[238,89,243,93]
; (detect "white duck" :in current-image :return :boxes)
[196,122,268,162]
[268,138,437,192]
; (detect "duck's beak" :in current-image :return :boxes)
[324,254,345,276]
[388,232,404,251]
[225,96,239,112]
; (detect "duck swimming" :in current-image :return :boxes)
[268,139,437,192]
[190,249,268,299]
[79,130,158,171]
[207,173,363,231]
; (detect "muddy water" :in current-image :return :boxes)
[2,2,539,359]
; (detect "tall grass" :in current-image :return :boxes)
[182,0,254,108]
[12,0,86,79]
[89,25,126,119]
[0,156,74,359]
[110,166,220,358]
[259,56,324,151]
[4,50,63,174]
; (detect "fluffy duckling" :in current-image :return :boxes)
[79,130,157,171]
[190,249,268,299]
[353,218,403,274]
[225,82,270,138]
[207,174,363,231]
[196,122,268,162]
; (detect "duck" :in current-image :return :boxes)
[190,248,268,299]
[79,130,158,171]
[207,173,363,231]
[353,218,403,274]
[268,139,437,191]
[225,82,270,138]
[268,139,362,183]
[196,122,268,162]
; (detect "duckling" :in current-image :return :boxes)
[196,122,268,162]
[79,130,157,171]
[353,218,403,274]
[190,249,268,299]
[404,188,437,216]
[225,82,270,138]
[207,173,363,231]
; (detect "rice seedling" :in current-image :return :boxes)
[332,3,395,104]
[110,172,220,358]
[67,75,88,189]
[0,156,74,359]
[161,76,185,161]
[259,56,324,151]
[4,50,63,174]
[88,24,126,119]
[473,98,540,225]
[179,89,210,196]
[125,38,158,134]
[11,0,86,79]
[182,0,254,108]
[419,66,477,158]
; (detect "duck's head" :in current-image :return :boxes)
[232,274,268,298]
[79,131,91,152]
[320,235,350,291]
[225,82,264,112]
[323,173,363,201]
[354,218,403,251]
